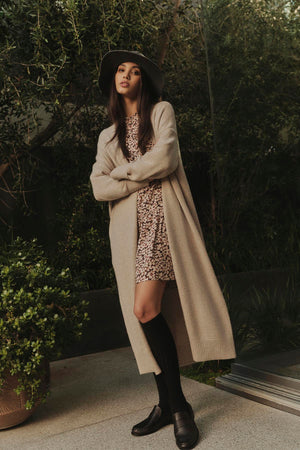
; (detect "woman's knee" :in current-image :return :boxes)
[133,304,160,323]
[133,280,166,322]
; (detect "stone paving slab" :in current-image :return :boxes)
[1,347,299,450]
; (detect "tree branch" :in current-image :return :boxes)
[157,0,182,68]
[0,85,92,180]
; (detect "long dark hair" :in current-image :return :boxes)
[107,66,160,160]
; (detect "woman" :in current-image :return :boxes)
[90,50,236,449]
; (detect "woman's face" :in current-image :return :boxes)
[114,61,141,99]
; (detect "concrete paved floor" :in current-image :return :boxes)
[1,347,299,450]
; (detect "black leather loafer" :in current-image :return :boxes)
[172,403,200,449]
[131,404,173,436]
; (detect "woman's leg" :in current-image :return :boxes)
[134,280,170,411]
[133,280,188,414]
[153,372,170,411]
[132,280,199,448]
[131,280,172,437]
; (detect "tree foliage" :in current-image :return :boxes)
[0,0,299,288]
[203,0,300,271]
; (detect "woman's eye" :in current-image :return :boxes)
[117,67,140,75]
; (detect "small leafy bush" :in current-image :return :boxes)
[53,186,116,291]
[0,236,89,409]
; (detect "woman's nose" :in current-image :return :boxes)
[123,72,130,79]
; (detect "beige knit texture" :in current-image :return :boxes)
[90,101,236,375]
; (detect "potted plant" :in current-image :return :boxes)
[0,237,89,429]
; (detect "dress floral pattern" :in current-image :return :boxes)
[125,112,176,283]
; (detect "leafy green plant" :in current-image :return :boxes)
[221,273,300,357]
[0,236,89,409]
[244,275,300,354]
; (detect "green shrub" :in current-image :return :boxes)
[52,184,116,291]
[0,236,89,409]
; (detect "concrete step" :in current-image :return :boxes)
[216,359,300,416]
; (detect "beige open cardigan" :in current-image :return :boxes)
[90,100,236,375]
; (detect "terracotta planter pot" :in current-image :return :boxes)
[0,360,50,430]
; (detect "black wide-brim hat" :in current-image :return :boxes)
[98,50,164,98]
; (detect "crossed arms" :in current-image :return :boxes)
[90,101,179,202]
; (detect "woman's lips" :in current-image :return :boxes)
[120,82,129,87]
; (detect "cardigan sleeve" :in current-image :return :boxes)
[90,129,150,202]
[109,102,179,182]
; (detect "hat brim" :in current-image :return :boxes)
[98,50,164,98]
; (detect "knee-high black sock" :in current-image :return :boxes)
[140,312,188,414]
[153,372,170,412]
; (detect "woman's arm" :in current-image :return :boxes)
[90,129,149,202]
[109,102,179,182]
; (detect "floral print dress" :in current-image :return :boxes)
[125,112,176,283]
